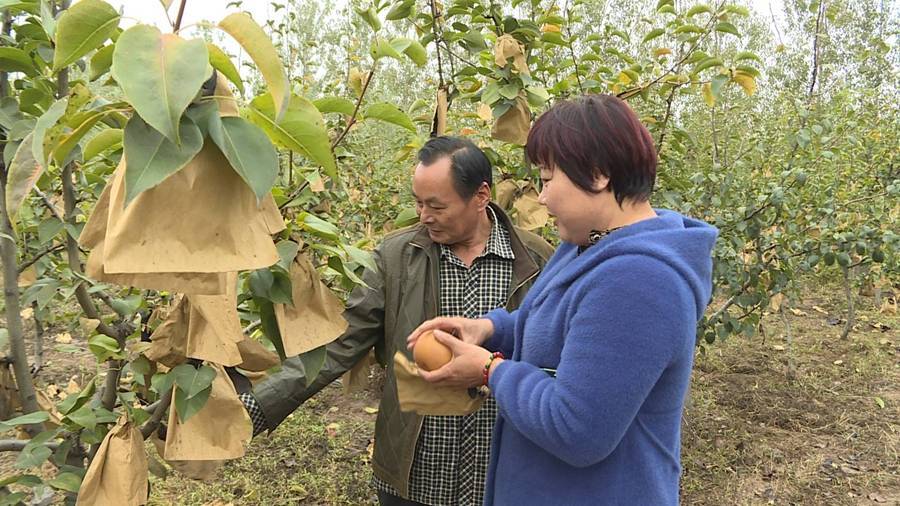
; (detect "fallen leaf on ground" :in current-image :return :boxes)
[789,308,808,316]
[812,305,829,314]
[54,332,73,344]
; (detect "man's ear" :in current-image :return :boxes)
[477,182,492,209]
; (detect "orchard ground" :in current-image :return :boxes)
[2,279,898,505]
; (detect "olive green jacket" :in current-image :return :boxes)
[253,204,554,497]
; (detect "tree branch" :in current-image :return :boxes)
[330,68,376,151]
[140,387,173,439]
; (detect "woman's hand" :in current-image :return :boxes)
[417,330,496,389]
[407,316,494,351]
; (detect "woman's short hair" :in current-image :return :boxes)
[418,136,493,199]
[526,94,657,204]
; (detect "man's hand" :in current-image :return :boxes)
[416,330,494,389]
[406,316,494,350]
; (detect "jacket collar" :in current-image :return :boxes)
[409,202,541,286]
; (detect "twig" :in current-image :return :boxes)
[563,0,583,93]
[330,68,376,150]
[0,440,61,452]
[17,244,65,274]
[808,0,825,101]
[839,265,854,340]
[173,0,188,33]
[140,387,173,439]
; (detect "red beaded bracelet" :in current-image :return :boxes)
[482,351,504,386]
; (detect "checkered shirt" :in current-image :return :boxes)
[373,207,514,505]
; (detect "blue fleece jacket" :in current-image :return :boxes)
[482,210,717,505]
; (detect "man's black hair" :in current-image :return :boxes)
[417,136,492,199]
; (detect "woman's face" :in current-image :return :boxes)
[538,165,610,245]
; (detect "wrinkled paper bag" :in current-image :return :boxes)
[76,417,148,506]
[394,352,484,416]
[274,252,348,357]
[164,363,252,461]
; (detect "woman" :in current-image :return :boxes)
[407,94,717,505]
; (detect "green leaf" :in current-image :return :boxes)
[37,217,63,244]
[48,471,81,493]
[0,47,39,76]
[356,6,381,32]
[5,133,44,221]
[313,96,356,116]
[89,44,114,80]
[364,103,416,132]
[57,379,96,415]
[299,346,327,387]
[174,385,211,423]
[150,371,176,397]
[256,298,286,360]
[344,245,376,272]
[391,37,426,66]
[673,23,704,34]
[52,0,120,71]
[88,334,120,361]
[642,28,665,43]
[246,93,337,181]
[371,38,402,61]
[715,22,740,37]
[685,4,712,16]
[32,97,68,167]
[299,212,341,242]
[693,56,723,74]
[82,128,122,160]
[385,0,414,20]
[51,109,117,165]
[172,363,217,398]
[40,0,56,40]
[112,25,210,144]
[540,31,566,45]
[207,115,278,202]
[710,74,729,98]
[275,240,300,270]
[207,42,244,95]
[734,50,761,62]
[16,437,53,469]
[735,64,760,77]
[122,113,203,205]
[525,86,550,108]
[249,268,275,299]
[0,411,50,432]
[220,13,289,121]
[394,206,418,227]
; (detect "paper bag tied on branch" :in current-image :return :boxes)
[78,75,285,293]
[146,288,280,371]
[394,352,484,416]
[150,433,222,482]
[491,95,531,146]
[494,34,529,75]
[164,363,252,461]
[274,252,348,357]
[76,417,148,506]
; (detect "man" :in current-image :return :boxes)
[240,136,554,506]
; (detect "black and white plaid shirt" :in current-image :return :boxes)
[374,207,514,505]
[243,208,515,506]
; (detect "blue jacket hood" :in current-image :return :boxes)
[553,209,718,320]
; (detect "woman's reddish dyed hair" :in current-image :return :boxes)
[526,94,657,204]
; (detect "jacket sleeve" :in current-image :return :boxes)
[483,308,517,357]
[253,248,387,431]
[488,256,692,467]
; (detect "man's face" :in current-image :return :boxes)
[412,156,486,245]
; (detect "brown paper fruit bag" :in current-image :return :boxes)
[491,95,531,146]
[150,433,223,482]
[145,282,244,368]
[76,417,148,506]
[78,74,285,293]
[163,363,252,461]
[394,352,484,416]
[274,252,348,357]
[494,34,530,75]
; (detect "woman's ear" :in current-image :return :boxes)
[593,173,610,192]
